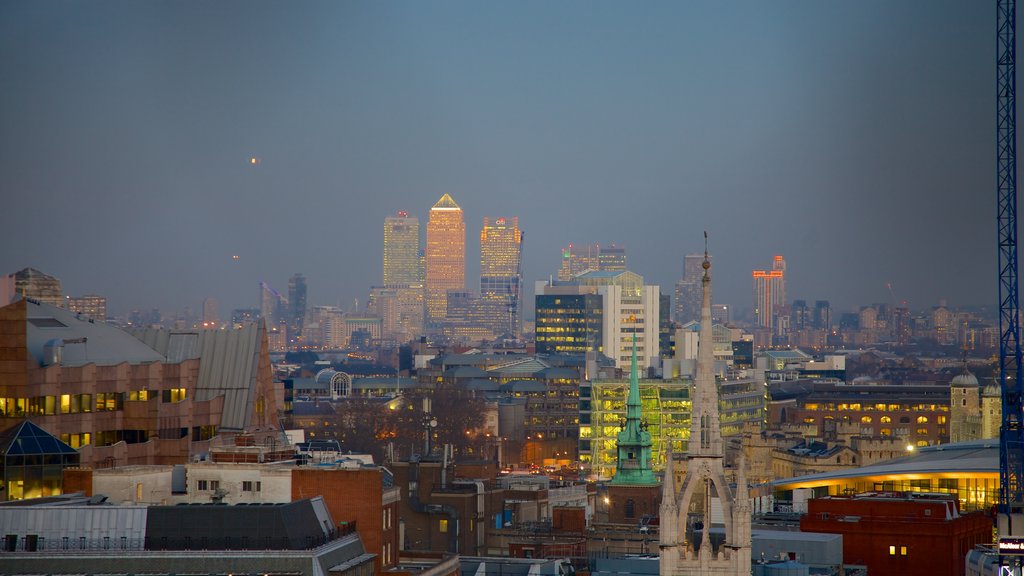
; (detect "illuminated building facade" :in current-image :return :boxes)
[598,244,627,272]
[752,255,786,329]
[535,294,604,354]
[425,194,465,325]
[557,243,599,281]
[576,270,660,371]
[4,268,63,307]
[383,211,420,286]
[479,216,523,338]
[66,295,107,322]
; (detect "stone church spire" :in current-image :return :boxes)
[660,233,751,576]
[609,335,657,486]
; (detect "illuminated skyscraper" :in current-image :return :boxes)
[480,216,523,337]
[67,294,107,322]
[383,211,420,285]
[2,268,62,307]
[557,243,599,281]
[425,194,465,324]
[752,255,786,329]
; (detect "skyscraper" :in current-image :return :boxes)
[752,255,786,329]
[557,243,599,281]
[288,273,307,344]
[673,254,708,324]
[383,211,420,285]
[479,216,523,337]
[425,194,465,325]
[259,281,287,330]
[3,268,63,307]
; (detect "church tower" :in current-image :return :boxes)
[605,336,661,523]
[660,236,751,576]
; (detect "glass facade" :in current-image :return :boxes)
[535,294,604,354]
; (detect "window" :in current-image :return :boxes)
[625,499,636,518]
[901,546,908,556]
[243,481,257,491]
[889,545,896,556]
[439,519,448,533]
[198,480,208,491]
[917,416,929,424]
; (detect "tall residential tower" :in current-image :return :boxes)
[752,255,786,329]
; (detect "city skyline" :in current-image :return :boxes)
[0,2,1002,318]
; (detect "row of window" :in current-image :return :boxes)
[0,389,187,417]
[196,479,261,492]
[804,402,948,412]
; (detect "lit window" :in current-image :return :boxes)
[889,545,896,556]
[439,519,448,533]
[901,546,908,556]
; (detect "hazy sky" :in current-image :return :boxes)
[0,1,1004,319]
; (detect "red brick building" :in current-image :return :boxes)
[800,492,992,576]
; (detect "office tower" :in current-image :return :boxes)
[535,293,604,354]
[791,299,809,330]
[813,300,832,330]
[711,304,730,325]
[673,254,707,324]
[598,244,627,272]
[540,270,661,371]
[288,273,307,343]
[557,243,600,281]
[383,211,420,285]
[66,295,107,322]
[660,249,751,576]
[752,255,786,329]
[201,297,218,326]
[479,216,523,338]
[3,268,63,307]
[425,194,465,324]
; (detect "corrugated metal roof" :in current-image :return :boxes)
[132,324,264,432]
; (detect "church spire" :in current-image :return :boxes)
[609,334,656,485]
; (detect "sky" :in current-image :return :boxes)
[0,1,1005,320]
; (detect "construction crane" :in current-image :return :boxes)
[996,0,1024,570]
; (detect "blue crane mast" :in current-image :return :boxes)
[997,0,1024,563]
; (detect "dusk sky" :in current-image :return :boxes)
[0,1,1004,319]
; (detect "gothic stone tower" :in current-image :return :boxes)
[660,240,751,576]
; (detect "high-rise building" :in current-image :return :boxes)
[557,243,600,281]
[259,281,287,330]
[425,194,465,325]
[66,295,107,322]
[535,293,604,355]
[383,211,420,286]
[201,297,218,326]
[3,268,63,307]
[288,273,308,344]
[598,244,627,272]
[479,216,523,338]
[813,300,832,330]
[673,254,707,324]
[752,255,786,329]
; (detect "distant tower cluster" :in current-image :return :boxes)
[425,194,466,324]
[480,216,524,338]
[752,255,786,329]
[558,243,600,281]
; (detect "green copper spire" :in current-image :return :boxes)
[609,334,657,485]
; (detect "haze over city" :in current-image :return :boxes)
[0,1,999,317]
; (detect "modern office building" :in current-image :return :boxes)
[425,194,465,325]
[575,270,660,371]
[557,243,599,281]
[752,255,786,330]
[480,216,524,338]
[383,210,421,285]
[598,244,627,272]
[2,268,63,307]
[535,294,604,355]
[66,294,107,322]
[259,280,287,330]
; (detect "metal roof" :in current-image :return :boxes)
[773,439,999,487]
[132,323,264,432]
[23,300,165,367]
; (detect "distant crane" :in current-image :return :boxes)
[996,0,1024,568]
